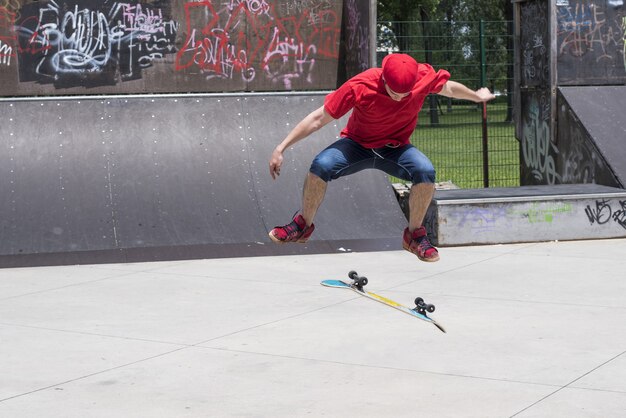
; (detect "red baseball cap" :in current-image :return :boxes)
[382,54,419,94]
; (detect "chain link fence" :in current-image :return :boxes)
[377,20,518,189]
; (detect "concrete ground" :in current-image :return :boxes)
[1,239,625,418]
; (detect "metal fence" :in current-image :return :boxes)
[377,20,519,189]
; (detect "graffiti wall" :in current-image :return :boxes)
[520,89,557,185]
[516,0,626,186]
[520,0,551,88]
[520,86,624,187]
[556,89,620,186]
[516,0,553,172]
[337,0,370,84]
[556,0,626,85]
[0,0,361,96]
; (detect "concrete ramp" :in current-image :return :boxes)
[557,86,626,187]
[0,93,407,267]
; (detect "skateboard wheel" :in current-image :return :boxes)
[348,271,359,280]
[414,297,424,306]
[355,277,368,287]
[426,304,435,313]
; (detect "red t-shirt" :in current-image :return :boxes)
[324,65,450,148]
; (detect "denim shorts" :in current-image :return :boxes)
[310,137,435,184]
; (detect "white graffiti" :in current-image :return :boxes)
[263,28,317,88]
[0,39,12,65]
[345,0,369,72]
[523,49,536,79]
[17,1,178,80]
[115,3,178,67]
[522,96,561,184]
[51,6,110,73]
[279,0,332,18]
[227,0,271,16]
[560,127,596,183]
[0,4,16,66]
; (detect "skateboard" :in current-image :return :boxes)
[321,271,446,333]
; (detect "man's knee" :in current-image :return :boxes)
[411,169,436,185]
[309,153,336,182]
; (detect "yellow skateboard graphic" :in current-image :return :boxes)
[321,271,446,333]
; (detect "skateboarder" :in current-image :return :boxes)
[268,53,495,262]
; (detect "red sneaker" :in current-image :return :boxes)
[269,214,315,243]
[403,227,440,262]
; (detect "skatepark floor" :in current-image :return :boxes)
[1,239,625,418]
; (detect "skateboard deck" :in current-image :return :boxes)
[321,274,446,333]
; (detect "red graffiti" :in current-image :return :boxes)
[15,14,54,56]
[175,0,339,86]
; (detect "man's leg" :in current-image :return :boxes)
[268,172,324,244]
[376,144,439,262]
[268,174,320,242]
[302,172,327,226]
[408,182,435,232]
[269,138,369,243]
[405,181,439,262]
[376,144,436,231]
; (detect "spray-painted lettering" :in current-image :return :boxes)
[15,1,178,87]
[175,0,339,87]
[344,0,369,73]
[520,0,550,86]
[557,1,625,65]
[522,95,560,185]
[585,199,626,229]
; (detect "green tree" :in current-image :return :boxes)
[377,0,440,55]
[378,0,512,90]
[378,0,514,121]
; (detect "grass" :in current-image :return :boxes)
[395,99,520,189]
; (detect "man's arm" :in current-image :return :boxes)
[438,80,496,103]
[269,105,335,179]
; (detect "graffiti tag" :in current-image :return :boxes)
[585,199,626,229]
[175,0,339,87]
[15,0,178,86]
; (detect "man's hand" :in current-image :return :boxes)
[267,106,334,180]
[269,147,284,180]
[475,87,496,102]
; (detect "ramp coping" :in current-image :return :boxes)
[436,190,626,205]
[0,91,333,103]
